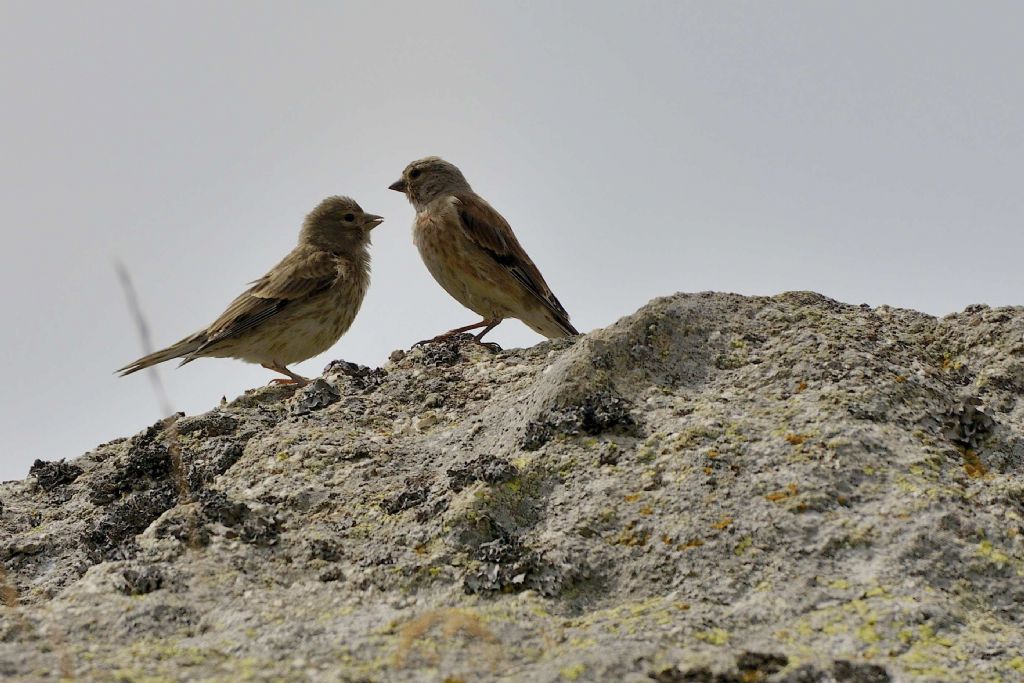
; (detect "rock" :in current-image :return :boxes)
[1,292,1023,682]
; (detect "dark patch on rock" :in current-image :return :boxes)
[380,487,429,515]
[152,507,210,547]
[199,490,281,546]
[736,651,788,675]
[648,666,735,682]
[318,567,344,582]
[29,459,82,491]
[290,379,342,416]
[88,421,174,505]
[832,660,890,682]
[461,518,591,598]
[598,443,621,465]
[776,665,830,683]
[120,565,164,595]
[447,455,520,492]
[943,397,996,450]
[183,442,245,492]
[324,360,388,392]
[86,484,178,560]
[175,412,238,438]
[415,337,466,367]
[523,393,638,450]
[414,497,449,523]
[463,533,536,595]
[307,538,343,562]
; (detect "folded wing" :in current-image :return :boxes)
[453,193,577,335]
[191,249,342,358]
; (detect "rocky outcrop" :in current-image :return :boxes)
[2,292,1023,682]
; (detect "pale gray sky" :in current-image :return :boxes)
[2,1,1022,480]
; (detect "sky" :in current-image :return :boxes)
[1,1,1022,481]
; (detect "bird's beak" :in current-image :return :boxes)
[388,179,407,193]
[364,214,384,229]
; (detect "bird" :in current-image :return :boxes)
[388,156,577,345]
[117,196,383,386]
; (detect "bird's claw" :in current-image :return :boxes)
[413,333,471,348]
[267,377,307,387]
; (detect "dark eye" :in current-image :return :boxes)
[343,213,355,222]
[409,169,421,179]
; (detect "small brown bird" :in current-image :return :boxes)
[389,157,577,343]
[117,196,383,385]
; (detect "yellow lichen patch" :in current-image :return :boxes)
[829,578,850,590]
[712,517,733,530]
[785,433,809,446]
[560,662,586,680]
[393,609,498,667]
[734,536,753,556]
[612,521,650,546]
[623,493,641,503]
[766,483,799,502]
[694,628,729,646]
[962,450,988,478]
[977,540,1010,565]
[857,622,880,644]
[678,538,704,550]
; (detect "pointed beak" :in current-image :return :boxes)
[388,179,407,193]
[364,214,384,229]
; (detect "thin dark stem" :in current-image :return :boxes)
[114,260,175,417]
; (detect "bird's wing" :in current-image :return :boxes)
[194,249,342,353]
[452,192,575,329]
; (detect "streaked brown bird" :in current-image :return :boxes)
[389,156,577,343]
[117,196,383,385]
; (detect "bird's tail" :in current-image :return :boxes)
[116,333,204,377]
[527,311,579,339]
[549,316,580,338]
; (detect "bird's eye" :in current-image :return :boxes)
[343,213,355,222]
[409,169,421,179]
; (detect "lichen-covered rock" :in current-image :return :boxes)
[2,291,1023,682]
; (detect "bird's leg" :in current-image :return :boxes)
[473,321,501,343]
[415,319,500,347]
[472,321,503,352]
[262,363,309,386]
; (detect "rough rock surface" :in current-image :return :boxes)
[2,292,1023,683]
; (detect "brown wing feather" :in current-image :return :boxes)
[453,193,575,332]
[192,248,341,355]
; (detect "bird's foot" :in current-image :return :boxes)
[472,339,502,352]
[268,377,308,387]
[413,332,470,348]
[414,319,502,349]
[262,363,309,386]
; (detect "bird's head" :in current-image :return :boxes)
[300,196,383,252]
[389,156,472,211]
